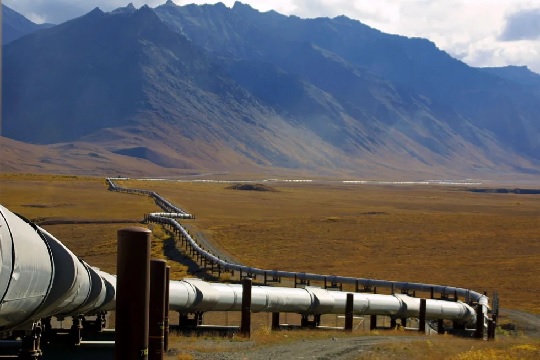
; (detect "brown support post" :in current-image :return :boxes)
[164,267,170,352]
[419,298,426,333]
[437,319,445,334]
[149,259,167,360]
[487,319,496,340]
[271,312,280,331]
[475,304,484,339]
[344,293,353,332]
[401,318,407,328]
[70,315,83,345]
[370,315,377,330]
[115,227,151,360]
[240,278,252,338]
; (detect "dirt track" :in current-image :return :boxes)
[499,308,540,338]
[166,336,418,360]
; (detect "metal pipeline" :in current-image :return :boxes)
[169,278,477,324]
[0,176,489,333]
[110,178,489,312]
[147,213,489,307]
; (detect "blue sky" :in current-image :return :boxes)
[5,0,540,73]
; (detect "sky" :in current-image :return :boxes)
[4,0,540,74]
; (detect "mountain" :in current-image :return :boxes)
[2,4,54,44]
[480,66,540,96]
[3,5,344,173]
[155,1,540,161]
[2,3,539,178]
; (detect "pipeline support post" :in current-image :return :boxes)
[370,315,377,331]
[344,293,353,332]
[19,323,42,360]
[240,277,252,338]
[271,312,280,331]
[418,299,426,333]
[437,319,445,334]
[149,259,167,360]
[115,227,151,360]
[487,319,496,340]
[164,266,171,352]
[475,304,485,339]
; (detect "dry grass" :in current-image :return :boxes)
[118,179,540,314]
[356,337,540,360]
[0,173,170,274]
[2,173,540,357]
[165,328,540,359]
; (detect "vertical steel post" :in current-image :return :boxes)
[400,318,407,328]
[370,315,377,330]
[487,319,496,340]
[475,304,484,339]
[271,313,280,331]
[437,319,445,334]
[115,227,151,360]
[419,298,426,333]
[149,259,167,360]
[344,293,353,332]
[164,266,170,352]
[240,277,252,337]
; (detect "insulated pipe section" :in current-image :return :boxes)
[0,201,480,331]
[35,227,92,318]
[149,213,193,219]
[0,205,54,330]
[0,205,117,331]
[106,178,192,218]
[37,227,113,317]
[107,178,489,309]
[168,279,477,325]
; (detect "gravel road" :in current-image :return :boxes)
[166,336,417,360]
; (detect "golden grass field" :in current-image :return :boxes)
[1,173,539,359]
[116,178,540,314]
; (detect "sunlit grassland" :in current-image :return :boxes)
[355,336,540,360]
[0,174,159,274]
[119,179,540,314]
[2,174,540,357]
[1,173,539,315]
[166,328,540,359]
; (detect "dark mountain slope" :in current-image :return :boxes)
[2,4,539,177]
[3,7,146,142]
[480,66,540,95]
[2,6,344,171]
[2,4,54,44]
[155,2,540,161]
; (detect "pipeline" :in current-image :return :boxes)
[107,178,489,306]
[0,178,490,336]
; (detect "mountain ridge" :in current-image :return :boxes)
[2,3,539,179]
[2,4,55,44]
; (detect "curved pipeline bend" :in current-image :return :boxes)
[107,178,490,314]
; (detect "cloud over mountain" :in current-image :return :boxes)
[499,7,540,41]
